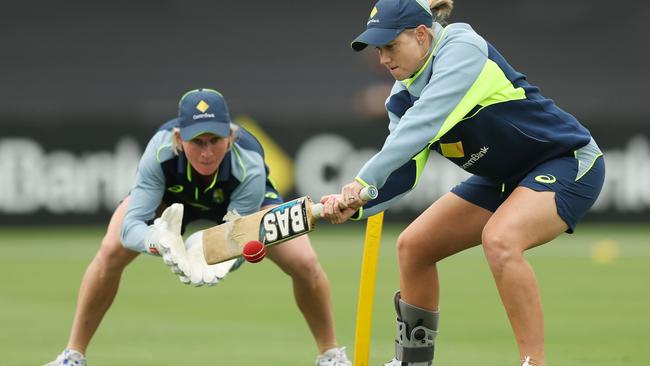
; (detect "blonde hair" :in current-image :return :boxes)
[170,124,239,155]
[428,0,453,26]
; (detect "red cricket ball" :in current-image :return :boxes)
[242,240,266,263]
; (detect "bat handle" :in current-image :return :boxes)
[359,185,379,201]
[311,185,378,219]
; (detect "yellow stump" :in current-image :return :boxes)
[353,212,384,366]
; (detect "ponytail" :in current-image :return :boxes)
[428,0,453,25]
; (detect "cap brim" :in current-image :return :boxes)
[180,121,230,140]
[351,28,404,51]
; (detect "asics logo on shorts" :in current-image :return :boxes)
[535,174,557,183]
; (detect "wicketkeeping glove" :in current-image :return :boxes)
[180,230,241,287]
[143,203,190,278]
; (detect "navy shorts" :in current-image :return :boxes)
[451,154,605,232]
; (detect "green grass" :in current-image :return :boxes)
[1,223,648,365]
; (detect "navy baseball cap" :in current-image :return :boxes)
[176,88,231,140]
[351,0,433,51]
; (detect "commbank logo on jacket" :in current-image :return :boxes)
[440,141,465,158]
[461,146,490,170]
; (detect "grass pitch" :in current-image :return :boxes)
[0,222,648,365]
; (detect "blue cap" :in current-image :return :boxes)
[176,88,231,140]
[351,0,433,51]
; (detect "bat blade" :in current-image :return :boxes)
[203,196,318,264]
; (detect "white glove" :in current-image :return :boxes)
[143,203,189,277]
[179,230,240,287]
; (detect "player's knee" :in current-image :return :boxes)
[481,230,519,272]
[96,236,136,274]
[288,254,324,286]
[396,230,430,264]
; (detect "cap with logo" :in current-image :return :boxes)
[176,88,231,140]
[351,0,433,51]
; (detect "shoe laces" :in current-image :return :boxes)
[57,349,86,366]
[317,347,351,366]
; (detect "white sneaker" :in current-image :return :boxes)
[316,347,352,366]
[521,356,533,366]
[43,349,86,366]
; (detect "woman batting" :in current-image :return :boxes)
[320,1,605,365]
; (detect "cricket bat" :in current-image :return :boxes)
[202,186,378,264]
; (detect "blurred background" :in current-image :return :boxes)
[2,0,649,224]
[1,1,649,365]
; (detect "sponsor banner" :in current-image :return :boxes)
[1,118,649,224]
